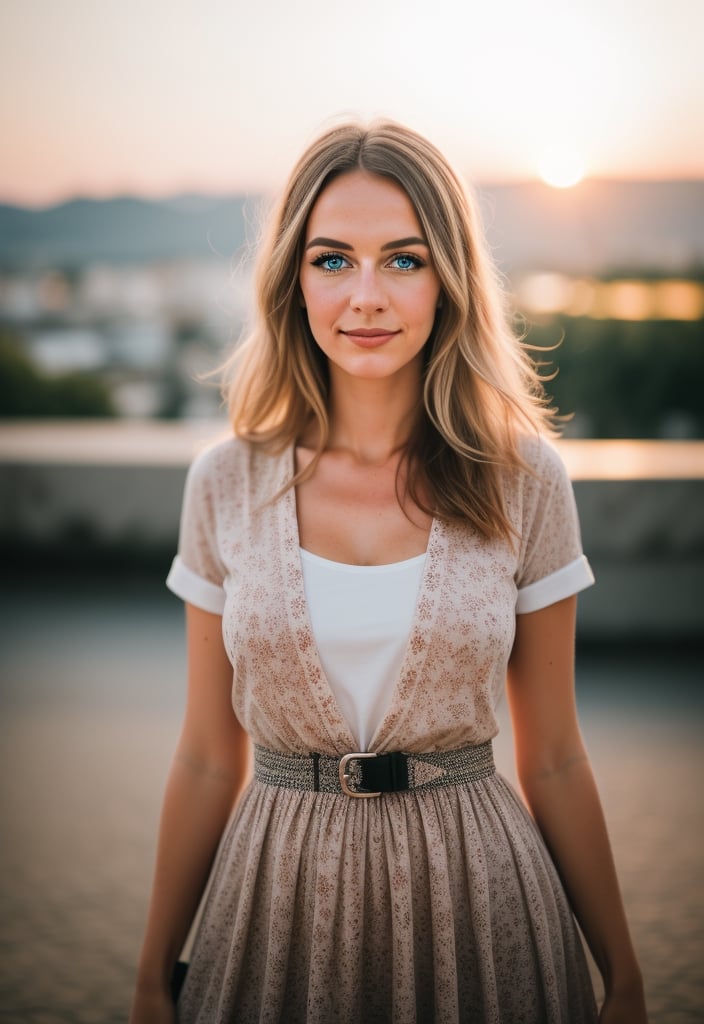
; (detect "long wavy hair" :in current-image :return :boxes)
[224,119,556,541]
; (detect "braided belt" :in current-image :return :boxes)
[254,741,495,798]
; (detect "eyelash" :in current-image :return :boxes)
[310,252,426,275]
[311,252,351,274]
[389,253,426,271]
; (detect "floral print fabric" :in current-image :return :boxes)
[169,436,597,1022]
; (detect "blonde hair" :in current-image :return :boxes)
[225,119,555,541]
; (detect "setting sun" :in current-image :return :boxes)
[538,147,586,189]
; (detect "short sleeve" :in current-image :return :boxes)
[166,447,227,615]
[514,439,595,614]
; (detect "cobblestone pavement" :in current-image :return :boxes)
[1,580,702,1022]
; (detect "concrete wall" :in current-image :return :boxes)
[572,478,703,640]
[1,423,702,641]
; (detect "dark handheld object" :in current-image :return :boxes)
[171,961,189,1003]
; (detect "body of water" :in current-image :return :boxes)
[1,572,702,1023]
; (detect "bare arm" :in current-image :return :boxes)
[507,596,646,1023]
[130,603,251,1022]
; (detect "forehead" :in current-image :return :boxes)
[305,170,423,241]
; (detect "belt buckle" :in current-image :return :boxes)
[339,752,380,798]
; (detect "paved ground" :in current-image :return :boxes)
[1,577,702,1022]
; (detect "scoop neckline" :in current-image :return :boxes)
[299,547,427,572]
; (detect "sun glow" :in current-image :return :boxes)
[537,147,586,189]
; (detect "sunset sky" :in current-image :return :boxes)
[2,0,703,206]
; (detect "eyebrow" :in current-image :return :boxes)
[304,235,428,252]
[305,237,353,251]
[381,236,428,251]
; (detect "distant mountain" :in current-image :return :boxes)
[0,181,702,274]
[0,195,253,270]
[475,179,704,274]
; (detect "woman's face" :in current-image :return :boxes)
[299,170,442,386]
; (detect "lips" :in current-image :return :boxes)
[341,328,400,348]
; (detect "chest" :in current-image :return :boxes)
[294,448,432,565]
[219,496,520,752]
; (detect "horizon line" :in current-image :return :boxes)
[2,173,704,212]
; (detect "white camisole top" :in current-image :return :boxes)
[299,549,427,750]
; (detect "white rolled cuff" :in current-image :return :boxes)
[166,556,226,615]
[516,555,595,614]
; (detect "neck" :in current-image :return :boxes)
[324,367,422,465]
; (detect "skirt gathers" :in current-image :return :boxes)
[177,772,597,1024]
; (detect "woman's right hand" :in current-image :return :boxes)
[128,987,177,1024]
[129,605,249,1024]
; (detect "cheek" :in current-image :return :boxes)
[300,277,337,321]
[412,284,442,324]
[304,296,334,332]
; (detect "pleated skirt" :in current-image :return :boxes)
[178,772,598,1023]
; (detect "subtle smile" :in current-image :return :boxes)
[341,328,401,348]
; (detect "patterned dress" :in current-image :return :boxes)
[166,435,598,1023]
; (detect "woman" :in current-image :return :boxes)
[130,120,646,1023]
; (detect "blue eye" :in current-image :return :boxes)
[389,253,424,271]
[311,252,350,273]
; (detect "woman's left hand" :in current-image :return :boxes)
[599,980,648,1023]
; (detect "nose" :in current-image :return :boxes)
[350,264,389,314]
